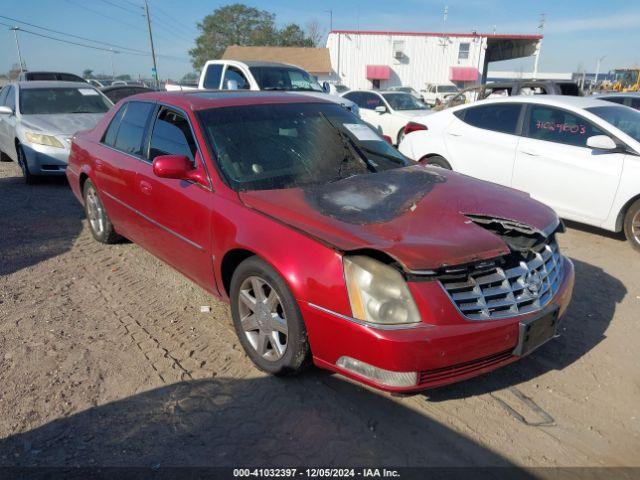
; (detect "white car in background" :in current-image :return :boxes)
[341,90,431,144]
[398,95,640,250]
[420,84,459,106]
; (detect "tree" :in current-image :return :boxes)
[305,20,324,47]
[189,3,316,69]
[82,69,93,78]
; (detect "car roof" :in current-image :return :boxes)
[457,94,614,110]
[16,80,97,89]
[207,60,298,68]
[126,90,332,111]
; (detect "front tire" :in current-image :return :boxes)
[230,256,309,375]
[83,179,121,244]
[623,199,640,252]
[16,144,35,184]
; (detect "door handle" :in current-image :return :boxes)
[139,180,152,195]
[448,132,462,137]
[520,150,539,157]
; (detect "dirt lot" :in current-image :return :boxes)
[0,160,639,470]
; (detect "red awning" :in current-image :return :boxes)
[366,65,391,80]
[450,67,479,82]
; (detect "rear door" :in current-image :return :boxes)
[512,104,624,224]
[444,102,523,186]
[135,105,214,289]
[93,100,156,240]
[0,86,13,157]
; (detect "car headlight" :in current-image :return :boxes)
[25,131,64,148]
[343,255,421,325]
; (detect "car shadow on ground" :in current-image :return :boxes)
[0,174,84,276]
[564,220,627,243]
[425,258,626,401]
[0,375,535,474]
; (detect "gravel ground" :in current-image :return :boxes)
[0,161,639,469]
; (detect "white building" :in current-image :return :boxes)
[326,30,542,90]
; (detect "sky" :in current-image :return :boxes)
[1,0,639,80]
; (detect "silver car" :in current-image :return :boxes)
[0,81,112,183]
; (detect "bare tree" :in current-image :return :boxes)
[305,19,325,47]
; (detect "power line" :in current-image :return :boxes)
[148,0,196,36]
[0,14,148,55]
[98,0,142,17]
[64,0,143,31]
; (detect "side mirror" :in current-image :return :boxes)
[322,81,330,93]
[0,106,13,116]
[374,105,387,114]
[586,135,617,151]
[226,79,238,90]
[152,154,208,186]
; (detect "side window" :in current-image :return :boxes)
[0,87,8,106]
[342,91,361,107]
[222,66,249,90]
[629,98,640,111]
[102,105,127,147]
[360,93,383,110]
[603,97,627,106]
[112,101,154,156]
[203,64,223,89]
[458,43,470,60]
[460,103,522,134]
[5,86,16,111]
[525,106,605,147]
[149,108,197,162]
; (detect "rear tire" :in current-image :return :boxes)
[230,256,309,375]
[421,155,452,170]
[16,144,35,184]
[623,199,640,252]
[83,179,121,244]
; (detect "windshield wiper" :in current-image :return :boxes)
[318,113,377,176]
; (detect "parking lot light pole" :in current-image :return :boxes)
[11,27,25,73]
[594,55,606,86]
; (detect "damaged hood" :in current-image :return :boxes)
[239,166,559,271]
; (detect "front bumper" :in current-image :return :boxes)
[304,256,575,393]
[21,142,70,176]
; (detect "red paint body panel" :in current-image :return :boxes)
[66,91,574,393]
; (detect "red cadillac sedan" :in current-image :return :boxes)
[66,91,574,392]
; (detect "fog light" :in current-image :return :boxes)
[336,356,417,387]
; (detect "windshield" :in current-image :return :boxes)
[20,88,111,115]
[249,66,324,92]
[198,102,409,191]
[382,93,429,111]
[586,105,640,143]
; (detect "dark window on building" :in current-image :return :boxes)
[149,108,197,162]
[525,105,604,147]
[203,64,224,89]
[111,101,154,156]
[460,103,522,134]
[458,43,470,60]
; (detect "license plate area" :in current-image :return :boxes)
[513,307,559,357]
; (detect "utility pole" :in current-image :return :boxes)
[11,27,25,73]
[144,0,159,88]
[109,49,119,80]
[594,55,606,86]
[532,13,545,80]
[325,9,333,32]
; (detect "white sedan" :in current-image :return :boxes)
[398,95,640,250]
[341,90,431,144]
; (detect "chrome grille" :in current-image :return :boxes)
[440,240,563,320]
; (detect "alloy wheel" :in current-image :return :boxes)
[237,276,288,362]
[86,187,106,236]
[632,210,640,244]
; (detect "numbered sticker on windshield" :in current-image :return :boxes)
[343,123,383,142]
[78,88,99,96]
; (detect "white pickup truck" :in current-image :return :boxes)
[167,59,359,116]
